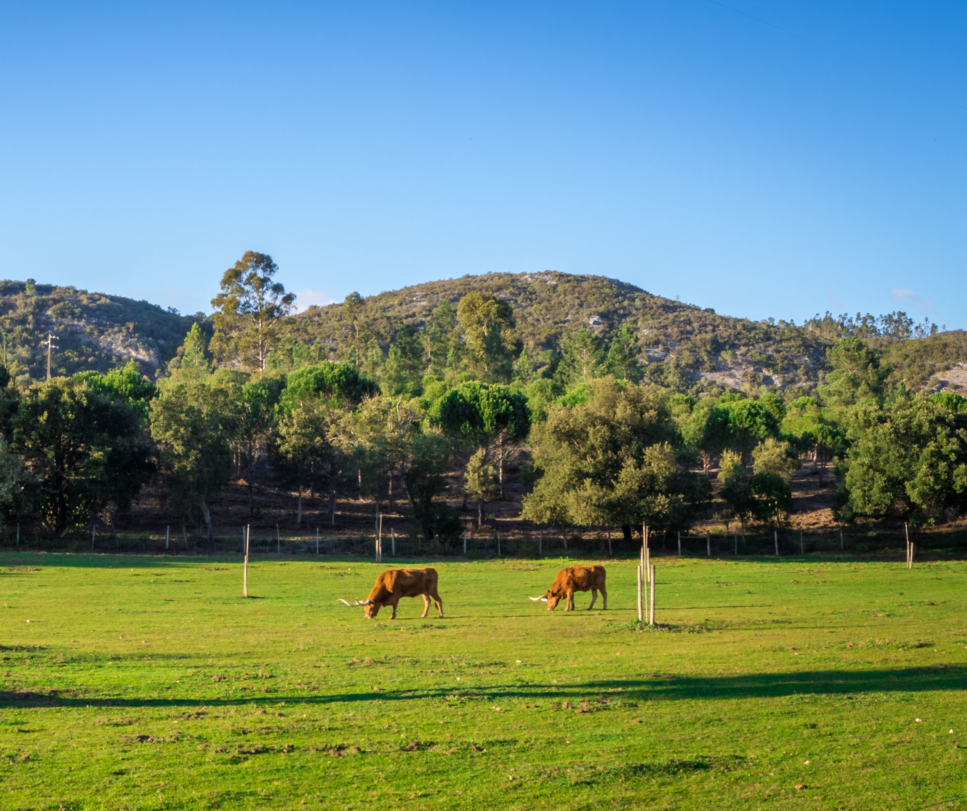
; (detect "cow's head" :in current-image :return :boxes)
[528,590,560,611]
[337,598,380,618]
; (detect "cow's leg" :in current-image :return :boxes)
[601,585,608,610]
[565,592,574,612]
[432,591,444,618]
[391,598,400,620]
[588,589,597,610]
[421,594,431,619]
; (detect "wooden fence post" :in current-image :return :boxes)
[16,523,19,550]
[840,527,844,551]
[91,525,96,551]
[391,527,395,556]
[636,563,643,622]
[905,522,911,569]
[800,527,804,556]
[497,532,501,558]
[463,528,467,557]
[538,533,542,557]
[276,524,280,555]
[706,530,710,558]
[316,527,319,555]
[677,531,681,557]
[166,526,170,554]
[243,525,250,598]
[774,529,779,557]
[649,564,656,626]
[377,514,383,563]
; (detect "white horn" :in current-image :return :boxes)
[360,599,371,606]
[337,599,354,607]
[529,596,544,602]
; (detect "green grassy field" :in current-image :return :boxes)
[2,552,967,810]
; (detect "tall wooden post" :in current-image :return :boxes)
[316,527,319,555]
[706,530,710,558]
[463,529,467,556]
[166,526,170,554]
[391,527,395,556]
[92,525,96,550]
[636,563,643,622]
[497,532,501,558]
[377,514,383,563]
[677,531,681,556]
[905,522,911,569]
[800,527,804,556]
[276,524,280,555]
[840,527,844,551]
[243,525,250,598]
[538,533,542,557]
[649,564,656,626]
[774,530,779,557]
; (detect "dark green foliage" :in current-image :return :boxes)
[835,390,967,526]
[818,338,886,411]
[523,377,701,534]
[280,362,379,411]
[74,361,157,425]
[13,378,153,530]
[402,432,458,540]
[558,327,605,387]
[750,472,793,526]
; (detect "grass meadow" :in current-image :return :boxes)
[2,550,966,810]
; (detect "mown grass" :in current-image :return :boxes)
[2,552,967,809]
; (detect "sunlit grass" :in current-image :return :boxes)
[2,552,966,809]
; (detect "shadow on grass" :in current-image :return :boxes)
[5,664,966,709]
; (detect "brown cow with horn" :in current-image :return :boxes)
[338,568,444,620]
[530,565,607,611]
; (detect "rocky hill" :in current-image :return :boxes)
[0,280,201,385]
[294,271,836,392]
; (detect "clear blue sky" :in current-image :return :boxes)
[2,1,965,328]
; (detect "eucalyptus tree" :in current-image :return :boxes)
[210,251,296,371]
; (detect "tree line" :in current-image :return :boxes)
[0,251,964,546]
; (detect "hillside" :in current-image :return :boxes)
[294,271,836,392]
[0,280,201,385]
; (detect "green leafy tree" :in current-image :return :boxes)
[13,379,153,531]
[752,438,799,481]
[210,251,296,371]
[423,301,460,377]
[150,329,234,544]
[718,449,754,534]
[819,338,887,411]
[558,327,605,387]
[274,398,347,525]
[342,292,366,367]
[280,362,378,411]
[435,382,530,498]
[836,390,967,526]
[606,323,642,382]
[384,326,426,395]
[464,447,499,527]
[216,371,284,514]
[523,377,696,539]
[74,361,157,425]
[402,431,458,541]
[456,291,517,382]
[750,472,793,527]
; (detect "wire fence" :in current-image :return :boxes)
[0,524,963,560]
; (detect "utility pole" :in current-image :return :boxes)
[45,331,56,381]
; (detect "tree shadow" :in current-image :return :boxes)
[5,665,965,709]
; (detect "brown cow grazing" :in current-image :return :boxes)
[338,568,444,620]
[529,566,607,611]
